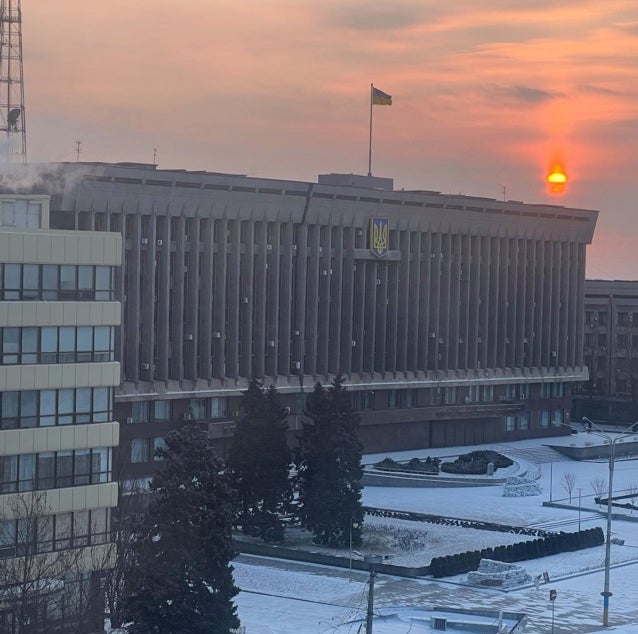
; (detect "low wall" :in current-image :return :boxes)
[546,440,638,460]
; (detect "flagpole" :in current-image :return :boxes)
[368,83,373,177]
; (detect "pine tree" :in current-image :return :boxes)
[124,424,240,633]
[296,374,364,547]
[228,378,292,541]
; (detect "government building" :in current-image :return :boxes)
[36,162,598,487]
[0,192,120,631]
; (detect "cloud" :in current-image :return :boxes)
[324,1,429,31]
[486,85,561,104]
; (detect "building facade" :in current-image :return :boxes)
[43,162,597,485]
[574,279,638,423]
[0,193,121,631]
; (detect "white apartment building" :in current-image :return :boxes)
[0,194,121,632]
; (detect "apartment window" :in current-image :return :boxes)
[518,413,529,430]
[617,334,629,349]
[388,390,399,408]
[597,311,607,326]
[552,383,564,398]
[0,448,111,493]
[518,384,529,400]
[403,390,415,408]
[584,333,594,348]
[153,437,167,461]
[598,333,608,347]
[153,400,171,421]
[1,200,41,228]
[505,384,516,400]
[540,410,551,428]
[443,387,457,405]
[360,391,375,410]
[189,398,208,419]
[540,383,551,399]
[131,401,150,423]
[468,386,479,403]
[0,388,112,430]
[0,326,114,365]
[618,312,629,327]
[131,439,149,464]
[210,397,226,418]
[554,409,564,425]
[505,416,515,431]
[481,385,494,402]
[0,264,115,301]
[585,310,594,325]
[0,509,109,559]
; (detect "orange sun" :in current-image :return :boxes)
[547,163,568,194]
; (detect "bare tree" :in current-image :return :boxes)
[591,477,608,507]
[561,472,577,503]
[0,491,87,632]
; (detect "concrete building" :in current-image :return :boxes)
[41,162,597,486]
[0,193,121,631]
[573,279,638,423]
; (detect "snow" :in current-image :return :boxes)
[234,432,638,633]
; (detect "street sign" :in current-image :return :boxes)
[550,589,557,601]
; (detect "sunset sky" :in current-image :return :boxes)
[23,1,638,278]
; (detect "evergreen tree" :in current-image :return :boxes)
[124,424,240,633]
[228,378,292,541]
[296,374,364,547]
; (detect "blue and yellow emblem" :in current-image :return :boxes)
[370,217,389,257]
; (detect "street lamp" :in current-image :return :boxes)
[578,487,583,532]
[582,417,637,627]
[349,518,359,581]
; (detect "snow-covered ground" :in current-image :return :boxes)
[234,432,638,633]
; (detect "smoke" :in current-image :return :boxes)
[0,162,69,195]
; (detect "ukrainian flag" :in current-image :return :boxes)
[372,87,392,106]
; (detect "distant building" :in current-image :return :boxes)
[42,162,597,486]
[574,279,638,423]
[0,193,121,631]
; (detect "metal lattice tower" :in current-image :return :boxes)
[0,0,26,163]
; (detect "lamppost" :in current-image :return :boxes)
[582,417,637,627]
[364,554,382,634]
[349,518,359,581]
[578,487,583,532]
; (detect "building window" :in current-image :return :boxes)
[518,413,529,430]
[1,200,41,228]
[0,448,111,493]
[189,398,208,419]
[0,326,115,365]
[540,383,551,399]
[131,439,149,464]
[0,387,112,430]
[0,264,115,301]
[598,334,607,348]
[153,400,171,421]
[518,384,529,400]
[468,386,479,403]
[0,509,109,559]
[481,385,494,402]
[388,390,399,408]
[131,401,150,423]
[444,387,456,405]
[553,409,564,425]
[597,311,607,326]
[617,334,629,349]
[404,390,415,408]
[360,391,375,410]
[552,383,564,398]
[505,384,516,400]
[618,312,629,327]
[210,397,226,418]
[505,416,515,431]
[153,437,167,461]
[541,410,550,428]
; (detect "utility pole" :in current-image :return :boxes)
[364,555,382,634]
[75,140,81,162]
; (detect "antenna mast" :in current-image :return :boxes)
[0,0,26,163]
